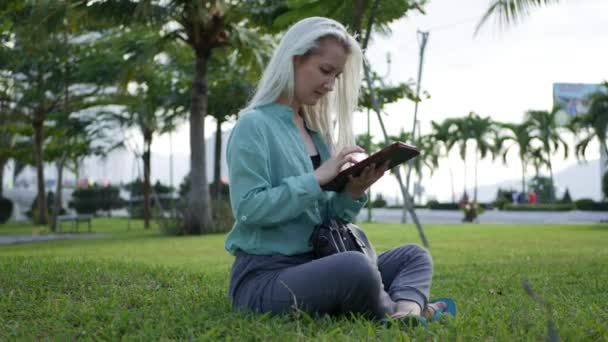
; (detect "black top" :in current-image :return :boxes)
[310,154,321,170]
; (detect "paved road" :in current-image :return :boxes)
[357,208,608,224]
[0,233,106,245]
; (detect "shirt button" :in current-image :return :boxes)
[241,216,247,221]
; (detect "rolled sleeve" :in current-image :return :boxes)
[324,190,368,222]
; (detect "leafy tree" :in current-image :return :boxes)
[107,30,189,229]
[44,109,116,231]
[0,1,123,223]
[89,0,273,234]
[207,61,255,198]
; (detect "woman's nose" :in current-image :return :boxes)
[324,77,336,91]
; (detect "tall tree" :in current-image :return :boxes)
[526,108,568,195]
[109,38,189,228]
[207,62,255,199]
[430,120,457,203]
[569,81,608,163]
[104,0,272,234]
[497,121,534,195]
[467,112,495,202]
[1,1,123,223]
[44,111,116,231]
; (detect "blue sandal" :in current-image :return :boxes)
[428,297,457,322]
[381,298,457,328]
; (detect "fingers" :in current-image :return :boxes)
[339,155,358,168]
[338,146,364,159]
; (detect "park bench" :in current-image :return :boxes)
[57,214,94,233]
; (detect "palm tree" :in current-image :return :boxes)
[466,112,495,202]
[497,121,534,195]
[411,134,440,204]
[526,147,550,180]
[526,108,568,194]
[476,0,561,34]
[569,81,608,163]
[444,117,469,200]
[430,120,457,203]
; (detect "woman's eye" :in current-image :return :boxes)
[320,68,331,74]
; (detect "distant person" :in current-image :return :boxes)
[224,17,454,325]
[517,192,526,204]
[459,192,469,208]
[528,190,537,204]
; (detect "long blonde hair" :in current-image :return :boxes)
[240,17,362,155]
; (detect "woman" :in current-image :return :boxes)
[225,16,453,324]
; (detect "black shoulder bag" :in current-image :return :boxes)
[309,219,377,264]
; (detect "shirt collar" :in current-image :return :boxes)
[259,102,319,133]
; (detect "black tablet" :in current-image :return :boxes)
[321,142,420,192]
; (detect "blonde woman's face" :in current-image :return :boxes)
[294,38,347,106]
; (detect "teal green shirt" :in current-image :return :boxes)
[224,102,368,256]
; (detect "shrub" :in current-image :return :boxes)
[503,203,574,211]
[561,188,573,204]
[159,199,234,235]
[427,200,459,210]
[178,174,229,201]
[372,194,387,208]
[574,198,608,211]
[528,176,556,203]
[461,202,484,222]
[69,186,125,215]
[603,170,608,200]
[0,197,13,224]
[27,192,67,220]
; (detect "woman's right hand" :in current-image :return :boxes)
[314,146,364,185]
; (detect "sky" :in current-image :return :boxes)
[149,0,608,202]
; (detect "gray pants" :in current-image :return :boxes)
[229,244,433,320]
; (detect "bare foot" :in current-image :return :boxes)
[390,300,422,319]
[422,300,448,321]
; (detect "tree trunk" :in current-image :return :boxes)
[0,158,6,198]
[213,117,222,200]
[448,160,456,203]
[33,118,47,224]
[520,153,526,195]
[352,0,368,37]
[50,154,67,232]
[544,140,555,199]
[474,150,478,202]
[463,154,468,200]
[143,132,152,229]
[185,52,213,234]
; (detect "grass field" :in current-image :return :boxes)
[1,218,607,340]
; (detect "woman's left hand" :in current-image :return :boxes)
[344,160,391,199]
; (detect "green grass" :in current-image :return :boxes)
[1,218,607,340]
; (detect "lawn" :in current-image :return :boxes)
[1,218,607,340]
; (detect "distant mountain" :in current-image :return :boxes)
[474,159,603,202]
